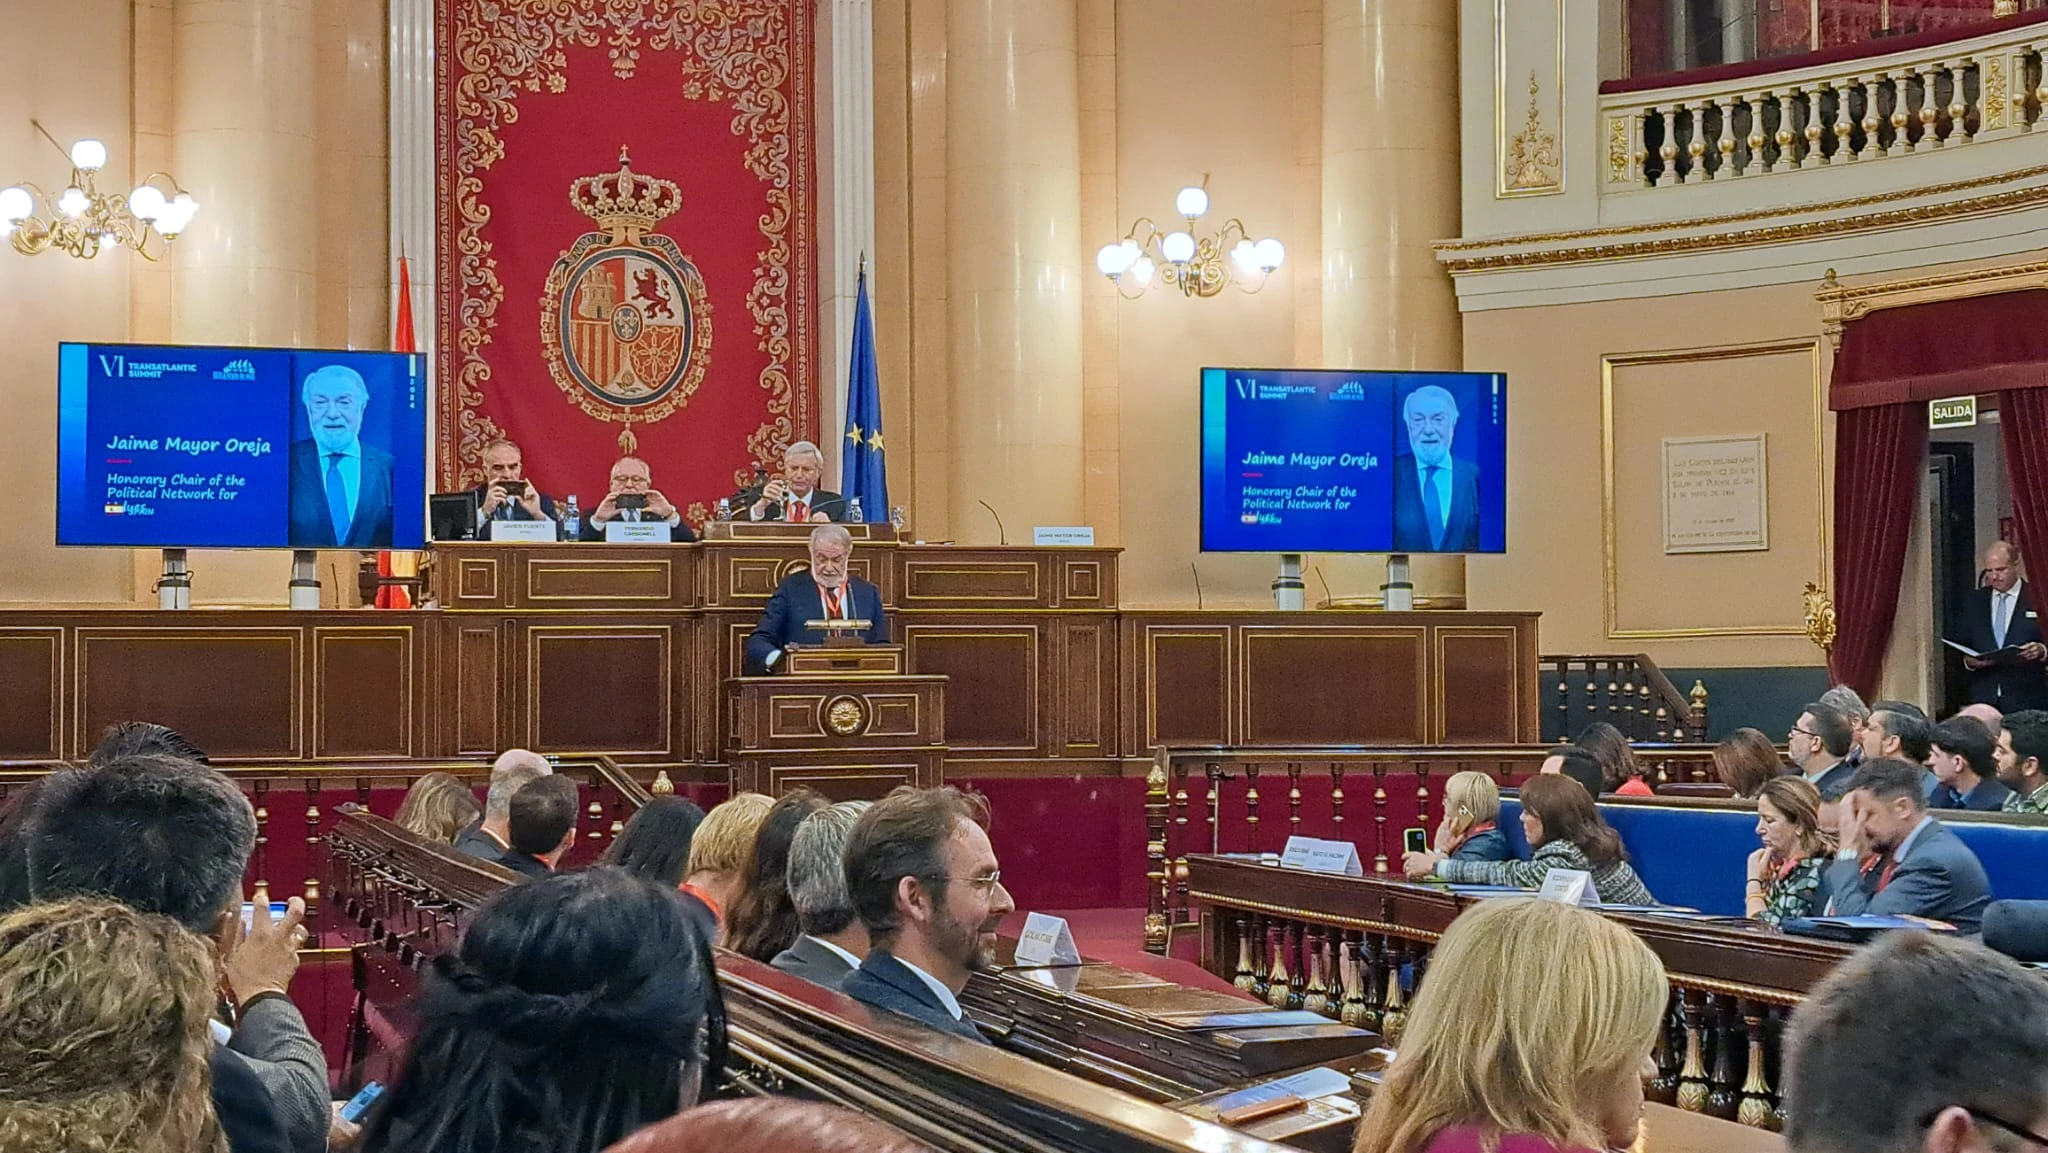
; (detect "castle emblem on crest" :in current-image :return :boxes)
[540,148,712,452]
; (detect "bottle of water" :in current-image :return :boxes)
[715,497,732,522]
[847,496,864,523]
[562,495,580,541]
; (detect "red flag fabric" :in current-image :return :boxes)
[378,258,419,610]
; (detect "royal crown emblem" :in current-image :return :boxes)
[540,147,712,452]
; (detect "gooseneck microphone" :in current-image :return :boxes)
[1190,561,1205,611]
[1314,566,1333,608]
[977,500,1007,546]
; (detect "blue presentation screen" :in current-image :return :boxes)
[1200,367,1507,554]
[57,343,428,549]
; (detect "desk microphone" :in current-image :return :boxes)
[1190,561,1205,610]
[977,500,1007,546]
[1313,566,1333,608]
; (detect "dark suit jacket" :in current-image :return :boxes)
[769,934,858,990]
[1958,582,2048,710]
[841,949,986,1043]
[1809,761,1857,802]
[287,439,395,548]
[229,996,331,1153]
[579,509,697,543]
[1933,776,2015,812]
[1822,817,1993,935]
[738,487,848,523]
[744,572,889,674]
[212,1045,293,1153]
[469,484,559,541]
[1391,454,1480,552]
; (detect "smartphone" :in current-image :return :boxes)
[339,1082,384,1124]
[240,901,292,931]
[1402,828,1428,855]
[616,493,649,511]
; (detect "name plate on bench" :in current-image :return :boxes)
[489,520,557,543]
[603,521,669,543]
[1279,836,1363,876]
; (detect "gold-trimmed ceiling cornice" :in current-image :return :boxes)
[1436,162,2048,274]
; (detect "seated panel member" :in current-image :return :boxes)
[582,455,697,542]
[840,786,1013,1043]
[744,524,888,675]
[1928,716,2012,811]
[740,441,845,523]
[1822,757,1992,934]
[471,438,558,540]
[288,364,396,549]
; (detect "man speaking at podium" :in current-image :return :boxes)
[745,524,888,674]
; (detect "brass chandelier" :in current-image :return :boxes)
[1096,176,1283,299]
[1,121,198,262]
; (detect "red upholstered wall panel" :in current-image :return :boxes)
[435,0,816,521]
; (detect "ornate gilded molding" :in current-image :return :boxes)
[1504,71,1562,193]
[1816,259,2048,346]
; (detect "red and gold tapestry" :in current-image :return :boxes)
[435,0,815,520]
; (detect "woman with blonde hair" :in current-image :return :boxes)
[1352,898,1668,1153]
[394,771,483,845]
[1429,772,1513,863]
[0,899,227,1153]
[681,791,775,932]
[1744,775,1831,927]
[1407,774,1655,906]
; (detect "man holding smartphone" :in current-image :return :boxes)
[582,455,696,542]
[472,438,558,539]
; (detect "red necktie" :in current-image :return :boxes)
[789,499,807,523]
[1876,856,1899,892]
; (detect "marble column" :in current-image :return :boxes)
[171,0,318,601]
[945,0,1085,540]
[1321,0,1464,602]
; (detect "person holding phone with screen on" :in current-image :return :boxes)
[472,439,558,540]
[1402,771,1514,878]
[582,456,696,542]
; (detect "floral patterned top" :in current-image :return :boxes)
[1752,855,1826,928]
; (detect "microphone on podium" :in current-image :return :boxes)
[1190,561,1205,611]
[1314,566,1333,608]
[977,500,1007,546]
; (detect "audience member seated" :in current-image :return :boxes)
[1928,717,2012,811]
[453,748,552,867]
[1791,701,1857,801]
[682,792,774,934]
[1352,898,1668,1153]
[1577,721,1652,795]
[1862,700,1933,766]
[0,899,237,1153]
[603,796,708,887]
[1538,745,1607,801]
[1425,771,1513,864]
[1820,685,1871,767]
[1996,709,2048,814]
[1713,726,1786,799]
[605,1099,935,1153]
[357,868,725,1153]
[23,756,328,1153]
[1784,930,2048,1153]
[1822,757,1992,934]
[842,786,1014,1043]
[503,774,579,878]
[393,771,482,845]
[88,719,211,766]
[1958,701,2003,737]
[1409,774,1655,905]
[1744,777,1830,928]
[725,787,828,962]
[0,777,51,917]
[771,801,873,989]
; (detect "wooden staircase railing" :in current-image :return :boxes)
[1543,653,1708,743]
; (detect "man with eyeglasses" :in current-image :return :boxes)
[840,786,1015,1043]
[1791,701,1857,802]
[581,455,696,542]
[1784,929,2048,1153]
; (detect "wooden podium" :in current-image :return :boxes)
[726,642,947,799]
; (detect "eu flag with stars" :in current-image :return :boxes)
[840,266,887,522]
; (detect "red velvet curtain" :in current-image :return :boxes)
[1828,404,1927,696]
[2002,388,2048,577]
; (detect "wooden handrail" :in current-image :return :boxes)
[1541,653,1708,744]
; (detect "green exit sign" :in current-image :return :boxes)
[1929,395,1978,429]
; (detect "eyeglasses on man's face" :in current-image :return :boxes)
[940,871,1005,896]
[1921,1105,2048,1149]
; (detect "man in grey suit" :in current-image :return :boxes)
[24,754,332,1153]
[1823,757,1994,935]
[770,801,872,989]
[840,787,1016,1043]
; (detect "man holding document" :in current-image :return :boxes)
[1948,542,2048,711]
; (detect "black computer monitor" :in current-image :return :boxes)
[429,491,480,541]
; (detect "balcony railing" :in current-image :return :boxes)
[1605,20,2047,189]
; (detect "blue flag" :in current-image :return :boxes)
[840,266,887,522]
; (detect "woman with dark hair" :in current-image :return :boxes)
[1412,774,1654,905]
[723,787,827,963]
[603,796,709,887]
[1744,776,1830,927]
[1712,727,1784,799]
[1576,721,1651,795]
[357,867,726,1153]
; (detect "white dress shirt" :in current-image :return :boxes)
[895,953,964,1020]
[806,935,863,971]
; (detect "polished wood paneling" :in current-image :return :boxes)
[313,628,416,759]
[903,559,1039,602]
[903,627,1037,751]
[0,629,62,760]
[78,629,301,760]
[449,624,503,756]
[452,556,503,607]
[727,674,946,797]
[1437,628,1522,743]
[525,626,671,755]
[1061,619,1112,754]
[1136,627,1230,749]
[1241,628,1425,745]
[525,555,678,604]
